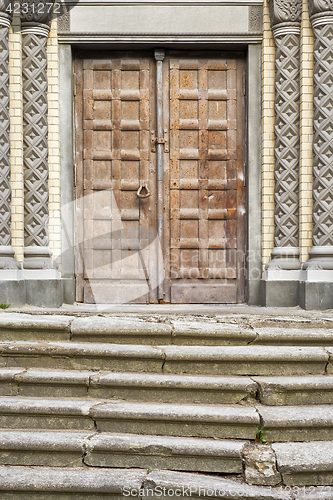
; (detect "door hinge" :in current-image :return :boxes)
[151,130,169,153]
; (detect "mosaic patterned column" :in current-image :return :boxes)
[304,0,333,276]
[265,0,302,278]
[0,1,20,273]
[21,1,58,273]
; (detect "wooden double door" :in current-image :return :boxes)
[75,50,245,304]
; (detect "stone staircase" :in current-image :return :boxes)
[0,311,333,499]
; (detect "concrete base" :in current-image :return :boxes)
[260,280,299,307]
[300,281,333,310]
[0,281,26,307]
[25,280,64,308]
[62,278,75,304]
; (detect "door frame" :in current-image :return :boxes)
[58,44,262,305]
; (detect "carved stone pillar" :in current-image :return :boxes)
[303,0,333,282]
[21,1,58,277]
[265,0,302,281]
[0,0,21,277]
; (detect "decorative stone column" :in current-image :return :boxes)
[302,0,333,308]
[262,0,302,306]
[21,1,59,278]
[0,0,21,278]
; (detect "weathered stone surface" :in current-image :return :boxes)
[0,341,164,372]
[273,441,333,486]
[259,406,333,441]
[143,470,292,499]
[0,313,73,340]
[163,346,328,375]
[91,401,259,439]
[243,443,281,486]
[253,327,333,345]
[85,433,247,473]
[16,369,96,398]
[172,320,256,345]
[0,430,90,467]
[89,372,258,404]
[71,316,172,344]
[0,397,99,431]
[0,466,147,494]
[255,376,333,405]
[0,368,22,396]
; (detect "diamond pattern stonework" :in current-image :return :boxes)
[0,25,10,246]
[22,33,49,247]
[312,23,333,246]
[274,32,300,248]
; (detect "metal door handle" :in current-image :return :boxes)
[137,183,151,198]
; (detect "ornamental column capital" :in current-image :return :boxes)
[268,0,302,34]
[0,1,13,27]
[308,0,333,25]
[21,0,55,36]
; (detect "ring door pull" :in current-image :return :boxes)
[137,183,151,199]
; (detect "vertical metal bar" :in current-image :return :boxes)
[154,49,165,300]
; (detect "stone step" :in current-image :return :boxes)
[0,368,257,403]
[1,396,332,442]
[0,341,329,375]
[255,376,333,405]
[0,466,295,499]
[272,441,333,486]
[261,405,333,441]
[0,397,259,439]
[3,369,333,406]
[2,313,333,346]
[0,430,247,473]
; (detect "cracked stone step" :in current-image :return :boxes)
[272,441,333,486]
[260,405,333,441]
[0,313,74,341]
[0,342,328,375]
[0,368,257,403]
[0,397,101,431]
[254,376,333,405]
[0,397,259,438]
[162,345,329,375]
[89,372,258,404]
[251,328,333,346]
[0,466,146,499]
[0,466,293,499]
[0,430,247,473]
[90,401,259,438]
[143,470,293,499]
[71,317,173,344]
[0,341,164,372]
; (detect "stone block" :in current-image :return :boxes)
[243,444,281,486]
[260,280,299,307]
[0,281,25,307]
[300,281,333,310]
[25,279,63,308]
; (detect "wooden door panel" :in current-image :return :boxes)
[169,56,245,303]
[76,54,156,304]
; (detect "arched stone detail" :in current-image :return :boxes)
[0,0,20,271]
[304,0,333,273]
[21,1,58,271]
[265,0,302,275]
